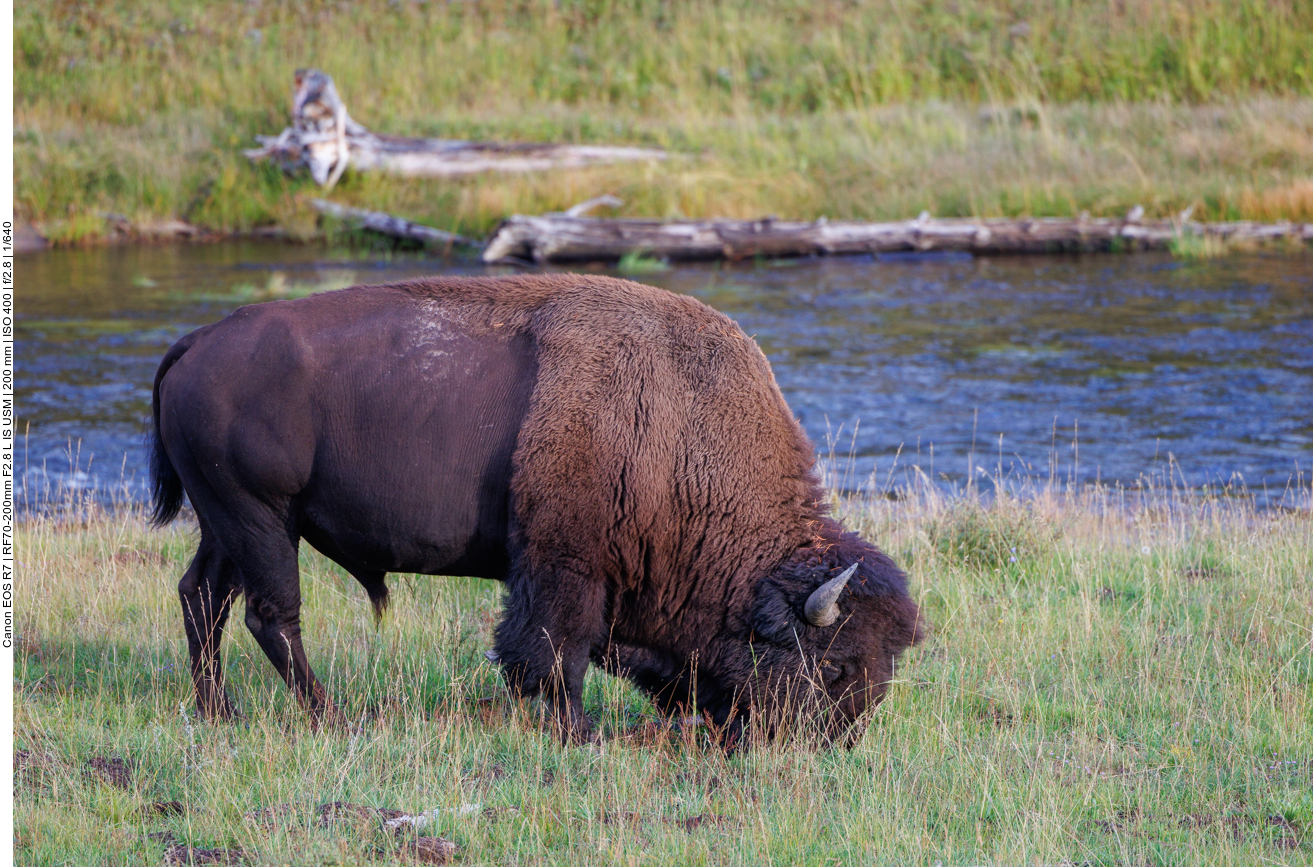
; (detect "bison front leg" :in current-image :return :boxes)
[179,534,238,720]
[493,569,606,743]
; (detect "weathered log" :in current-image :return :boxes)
[309,199,473,247]
[481,210,1313,263]
[244,69,665,187]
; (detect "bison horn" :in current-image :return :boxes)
[803,563,859,627]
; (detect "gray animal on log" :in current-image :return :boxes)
[149,275,923,747]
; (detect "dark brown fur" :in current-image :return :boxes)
[150,274,922,746]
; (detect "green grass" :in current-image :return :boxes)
[15,478,1313,865]
[15,0,1313,244]
[1168,230,1230,260]
[616,250,672,274]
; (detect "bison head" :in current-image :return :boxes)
[602,527,922,749]
[738,530,923,746]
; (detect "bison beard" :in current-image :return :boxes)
[149,274,922,747]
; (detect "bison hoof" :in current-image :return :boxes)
[548,714,597,746]
[308,704,351,732]
[196,696,237,722]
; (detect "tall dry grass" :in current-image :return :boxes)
[15,471,1313,865]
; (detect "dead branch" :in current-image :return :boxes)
[245,69,665,185]
[309,199,473,247]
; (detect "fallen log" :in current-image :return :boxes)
[244,69,665,188]
[309,199,473,247]
[482,210,1313,264]
[98,212,205,241]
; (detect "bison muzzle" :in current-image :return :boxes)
[149,274,922,747]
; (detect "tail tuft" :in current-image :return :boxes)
[147,427,184,526]
[364,580,390,622]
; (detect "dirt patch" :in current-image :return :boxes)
[14,750,37,775]
[1182,565,1225,582]
[1095,812,1307,848]
[674,767,725,792]
[1267,815,1302,849]
[462,762,507,788]
[674,813,734,832]
[964,694,1014,728]
[1050,753,1133,779]
[244,803,299,829]
[16,747,71,777]
[1097,585,1135,603]
[472,696,512,727]
[154,834,245,867]
[1092,807,1149,835]
[14,636,44,662]
[317,801,405,828]
[406,837,459,864]
[480,805,520,821]
[237,801,482,862]
[162,843,247,866]
[620,721,679,747]
[598,810,738,832]
[84,755,134,790]
[14,749,66,794]
[1179,813,1251,841]
[245,801,410,831]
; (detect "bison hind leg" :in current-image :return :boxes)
[179,533,240,721]
[216,519,341,729]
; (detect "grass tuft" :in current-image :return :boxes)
[616,250,672,275]
[1169,230,1232,260]
[925,497,1056,572]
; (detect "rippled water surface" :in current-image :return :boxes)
[17,243,1313,507]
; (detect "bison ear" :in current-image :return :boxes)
[750,577,807,645]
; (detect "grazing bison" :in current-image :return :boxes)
[150,275,921,746]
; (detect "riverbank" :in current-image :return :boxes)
[15,1,1313,247]
[15,484,1312,864]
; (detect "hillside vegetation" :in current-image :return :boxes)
[15,0,1313,242]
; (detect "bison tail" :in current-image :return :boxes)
[148,427,184,527]
[366,583,390,621]
[148,334,194,527]
[358,574,390,621]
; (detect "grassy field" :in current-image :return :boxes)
[14,0,1313,244]
[14,478,1313,865]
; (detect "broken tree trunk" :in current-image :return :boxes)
[244,69,665,188]
[482,211,1313,263]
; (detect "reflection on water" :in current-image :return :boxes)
[16,243,1313,508]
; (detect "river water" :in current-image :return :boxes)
[16,242,1313,509]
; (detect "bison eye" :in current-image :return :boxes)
[819,661,843,683]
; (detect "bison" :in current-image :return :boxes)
[149,274,921,746]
